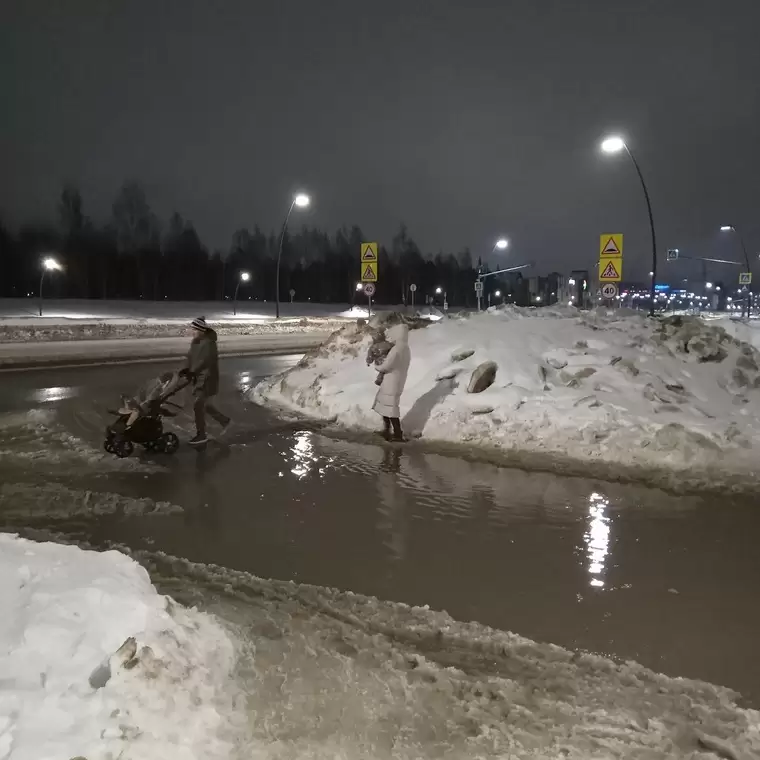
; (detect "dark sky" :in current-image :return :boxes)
[2,0,759,280]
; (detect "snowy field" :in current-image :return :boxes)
[3,534,759,759]
[254,307,760,489]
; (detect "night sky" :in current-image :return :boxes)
[2,0,759,280]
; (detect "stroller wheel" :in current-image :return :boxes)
[158,432,179,454]
[112,439,134,458]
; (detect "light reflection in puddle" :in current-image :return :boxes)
[30,387,78,403]
[586,492,610,588]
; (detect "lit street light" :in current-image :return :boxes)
[706,282,713,290]
[39,256,62,317]
[435,286,443,294]
[233,271,251,315]
[494,238,508,251]
[601,135,658,316]
[276,192,311,318]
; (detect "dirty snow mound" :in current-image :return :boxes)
[254,310,760,485]
[0,535,244,759]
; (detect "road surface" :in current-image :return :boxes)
[0,357,758,706]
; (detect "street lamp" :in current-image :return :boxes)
[601,134,658,316]
[276,192,311,318]
[494,238,508,251]
[233,271,250,315]
[435,286,442,294]
[39,256,61,317]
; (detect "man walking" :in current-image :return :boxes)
[182,316,230,445]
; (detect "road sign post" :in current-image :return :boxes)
[409,283,417,309]
[364,282,375,317]
[474,278,484,310]
[289,288,295,303]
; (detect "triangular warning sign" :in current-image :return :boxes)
[362,264,377,281]
[601,237,620,255]
[362,245,377,261]
[600,260,619,279]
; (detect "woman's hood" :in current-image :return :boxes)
[385,323,409,345]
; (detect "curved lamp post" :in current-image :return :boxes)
[720,225,752,315]
[233,270,250,316]
[601,136,658,317]
[276,193,310,318]
[39,256,62,317]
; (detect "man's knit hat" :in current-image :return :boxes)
[190,316,208,332]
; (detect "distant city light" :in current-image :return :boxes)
[495,290,501,297]
[355,282,363,291]
[705,282,713,289]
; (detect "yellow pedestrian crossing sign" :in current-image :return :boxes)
[599,257,622,282]
[599,234,623,257]
[361,262,378,282]
[361,242,378,261]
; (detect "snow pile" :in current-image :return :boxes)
[254,308,760,486]
[0,535,244,759]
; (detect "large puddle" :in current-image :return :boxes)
[0,358,758,706]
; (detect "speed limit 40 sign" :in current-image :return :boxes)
[601,283,618,299]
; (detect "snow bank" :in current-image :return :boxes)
[254,308,760,487]
[0,319,346,344]
[0,535,244,760]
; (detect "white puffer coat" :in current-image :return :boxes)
[372,323,411,418]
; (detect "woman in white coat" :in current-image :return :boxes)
[372,322,411,441]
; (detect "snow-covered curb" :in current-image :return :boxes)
[253,308,760,491]
[0,534,244,759]
[0,318,346,344]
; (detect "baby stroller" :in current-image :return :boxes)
[104,371,188,458]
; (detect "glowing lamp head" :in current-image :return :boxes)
[43,257,61,271]
[494,238,508,250]
[294,193,310,208]
[240,271,251,282]
[601,136,626,154]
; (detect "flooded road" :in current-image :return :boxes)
[0,357,758,706]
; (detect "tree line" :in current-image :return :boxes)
[0,182,527,305]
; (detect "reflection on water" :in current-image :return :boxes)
[30,386,78,403]
[586,492,611,588]
[289,431,332,479]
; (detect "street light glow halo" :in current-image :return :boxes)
[495,238,508,250]
[294,193,310,208]
[240,271,251,282]
[43,257,61,271]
